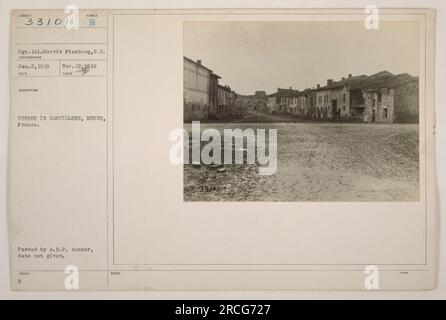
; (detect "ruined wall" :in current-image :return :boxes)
[349,89,365,120]
[393,82,419,123]
[362,88,394,123]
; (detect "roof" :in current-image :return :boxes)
[183,56,220,78]
[314,71,418,91]
[352,72,418,90]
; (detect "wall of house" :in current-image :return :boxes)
[362,88,394,123]
[393,82,419,123]
[253,97,267,111]
[267,97,276,113]
[280,96,297,114]
[316,90,331,118]
[349,88,366,120]
[208,75,219,120]
[234,95,246,115]
[307,91,317,117]
[227,91,237,117]
[329,87,350,119]
[183,58,210,121]
[297,96,307,116]
[218,87,230,119]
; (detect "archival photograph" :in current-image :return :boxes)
[183,21,420,202]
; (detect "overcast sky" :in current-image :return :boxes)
[183,21,420,95]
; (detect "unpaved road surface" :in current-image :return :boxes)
[183,122,419,202]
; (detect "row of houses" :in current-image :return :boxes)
[184,57,243,121]
[184,57,419,123]
[267,71,419,123]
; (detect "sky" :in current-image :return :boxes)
[183,21,420,95]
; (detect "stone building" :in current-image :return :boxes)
[228,90,238,118]
[234,94,251,111]
[217,85,239,120]
[267,93,277,113]
[217,85,229,119]
[392,76,419,123]
[184,57,242,122]
[356,72,419,123]
[306,89,317,118]
[296,92,308,117]
[208,73,221,120]
[183,57,214,121]
[234,92,267,113]
[315,84,332,119]
[233,94,246,116]
[275,87,300,114]
[308,71,419,123]
[344,71,419,123]
[252,91,268,111]
[326,83,351,120]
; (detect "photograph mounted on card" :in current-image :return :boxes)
[8,8,437,291]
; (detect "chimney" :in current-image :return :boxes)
[348,73,352,78]
[342,77,346,81]
[317,84,320,89]
[289,86,292,90]
[197,59,202,65]
[327,79,333,86]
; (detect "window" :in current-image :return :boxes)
[378,93,382,103]
[372,98,376,107]
[383,108,388,118]
[343,93,346,102]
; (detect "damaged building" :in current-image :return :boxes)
[183,57,419,124]
[357,72,419,123]
[302,71,419,123]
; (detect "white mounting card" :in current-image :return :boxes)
[8,8,437,290]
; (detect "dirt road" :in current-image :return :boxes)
[183,122,419,202]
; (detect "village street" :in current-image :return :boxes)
[183,117,419,202]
